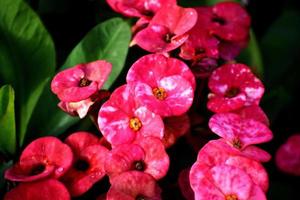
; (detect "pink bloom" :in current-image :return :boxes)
[209,113,273,149]
[218,39,249,61]
[106,0,176,18]
[190,164,266,200]
[162,114,190,148]
[133,3,197,52]
[98,84,164,146]
[105,136,169,180]
[61,132,108,197]
[51,60,112,118]
[4,179,70,200]
[210,2,251,42]
[5,137,73,182]
[275,134,300,176]
[180,7,219,61]
[107,171,161,200]
[234,105,270,126]
[208,63,265,113]
[127,54,195,116]
[198,139,271,164]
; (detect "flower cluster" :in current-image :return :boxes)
[3,0,275,199]
[190,63,273,200]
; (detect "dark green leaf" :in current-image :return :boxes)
[28,18,131,138]
[0,0,56,146]
[237,30,264,77]
[0,161,12,196]
[0,85,16,155]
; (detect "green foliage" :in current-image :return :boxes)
[0,0,56,147]
[28,18,131,138]
[0,85,16,155]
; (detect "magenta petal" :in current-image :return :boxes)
[5,137,73,182]
[225,156,269,192]
[135,136,170,180]
[135,76,194,117]
[105,144,145,177]
[135,106,164,139]
[275,134,300,176]
[108,171,161,200]
[61,145,108,197]
[98,99,135,146]
[242,145,272,163]
[234,105,270,126]
[134,24,188,52]
[209,113,273,148]
[127,54,195,89]
[65,132,101,153]
[4,179,70,200]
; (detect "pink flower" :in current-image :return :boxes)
[180,7,219,61]
[208,63,264,113]
[210,2,251,42]
[209,113,273,149]
[61,132,108,197]
[106,0,176,18]
[5,137,73,182]
[98,84,164,146]
[190,164,266,200]
[127,54,195,116]
[234,105,270,126]
[162,114,190,148]
[105,136,169,180]
[4,179,70,200]
[107,171,161,200]
[133,3,197,52]
[198,139,271,164]
[51,60,112,118]
[275,134,300,176]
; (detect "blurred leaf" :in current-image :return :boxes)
[0,85,16,155]
[0,0,56,146]
[0,161,12,196]
[28,17,131,138]
[261,10,300,88]
[178,0,240,7]
[238,30,264,77]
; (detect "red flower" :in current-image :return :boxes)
[133,3,197,52]
[107,171,161,200]
[210,2,250,42]
[98,84,164,146]
[4,179,70,200]
[51,60,112,118]
[208,63,264,113]
[106,0,176,18]
[235,105,270,126]
[209,113,273,149]
[61,132,108,197]
[190,164,266,200]
[127,54,195,117]
[180,7,219,61]
[5,137,73,182]
[275,134,300,176]
[105,136,169,180]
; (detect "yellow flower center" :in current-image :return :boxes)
[225,194,238,200]
[79,78,91,87]
[129,117,142,132]
[152,87,167,100]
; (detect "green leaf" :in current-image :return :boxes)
[0,85,16,155]
[237,30,264,77]
[0,0,56,146]
[178,0,240,7]
[62,17,131,89]
[0,161,12,195]
[28,17,131,138]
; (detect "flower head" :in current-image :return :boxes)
[61,132,108,197]
[98,84,164,146]
[5,137,73,182]
[208,63,264,113]
[275,134,300,176]
[133,3,197,52]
